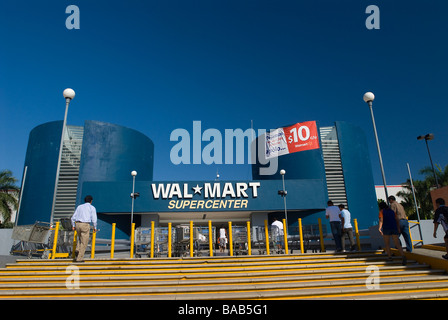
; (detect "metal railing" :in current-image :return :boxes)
[21,217,365,259]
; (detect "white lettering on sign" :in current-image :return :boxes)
[151,182,260,200]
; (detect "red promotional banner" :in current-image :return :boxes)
[266,121,320,159]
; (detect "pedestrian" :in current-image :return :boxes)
[339,204,356,252]
[71,195,97,262]
[326,201,343,252]
[218,225,228,253]
[378,201,406,265]
[433,198,448,260]
[271,218,284,253]
[388,195,412,252]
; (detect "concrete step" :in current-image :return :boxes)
[0,260,417,279]
[0,251,447,300]
[0,267,442,289]
[3,275,448,300]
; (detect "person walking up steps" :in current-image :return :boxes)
[339,204,356,252]
[71,195,97,262]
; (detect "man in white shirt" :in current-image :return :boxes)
[326,200,343,252]
[271,218,284,253]
[71,195,97,262]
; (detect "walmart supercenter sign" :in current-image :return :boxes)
[82,179,327,213]
[151,182,261,210]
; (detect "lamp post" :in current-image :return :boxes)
[130,170,138,225]
[279,169,288,232]
[363,92,389,203]
[417,133,439,188]
[50,88,75,223]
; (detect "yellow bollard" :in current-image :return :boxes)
[150,221,155,258]
[110,223,116,259]
[298,218,304,254]
[247,221,251,256]
[190,221,194,257]
[168,222,172,258]
[91,229,96,259]
[354,219,361,251]
[72,230,77,260]
[282,219,289,254]
[264,220,270,255]
[228,221,233,256]
[318,218,326,252]
[130,223,135,258]
[51,221,60,259]
[208,220,213,257]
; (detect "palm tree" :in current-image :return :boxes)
[0,170,19,227]
[397,178,434,220]
[420,164,448,188]
[397,164,448,220]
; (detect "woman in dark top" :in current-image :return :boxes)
[378,201,406,265]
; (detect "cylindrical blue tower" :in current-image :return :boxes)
[18,121,63,225]
[76,120,154,239]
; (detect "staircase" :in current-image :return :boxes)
[320,126,348,207]
[53,125,84,221]
[1,251,448,300]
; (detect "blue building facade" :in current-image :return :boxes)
[18,121,63,225]
[18,119,378,239]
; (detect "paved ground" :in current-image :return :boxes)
[0,255,21,268]
[413,246,447,259]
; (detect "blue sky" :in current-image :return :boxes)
[1,0,447,186]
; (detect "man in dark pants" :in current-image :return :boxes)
[433,198,448,260]
[326,200,342,252]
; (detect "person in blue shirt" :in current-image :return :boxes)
[339,204,356,252]
[71,195,97,262]
[378,201,406,265]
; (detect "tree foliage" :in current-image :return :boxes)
[0,170,19,227]
[397,164,448,220]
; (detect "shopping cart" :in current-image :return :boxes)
[231,226,248,255]
[10,221,52,258]
[173,225,191,257]
[154,227,175,257]
[48,220,75,258]
[287,229,303,254]
[269,225,285,254]
[251,226,276,255]
[302,224,327,252]
[173,225,214,257]
[194,226,215,257]
[47,219,96,258]
[134,227,152,258]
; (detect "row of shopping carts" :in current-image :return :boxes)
[134,224,327,257]
[10,219,91,259]
[251,224,327,254]
[134,225,217,257]
[10,220,327,258]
